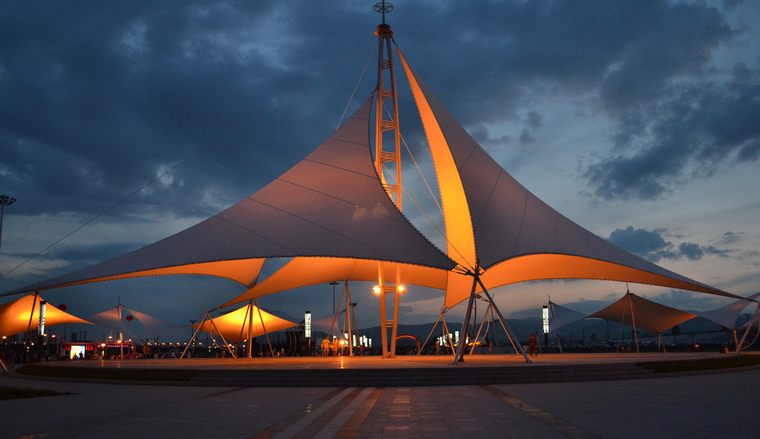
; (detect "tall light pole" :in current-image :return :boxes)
[329,281,339,314]
[0,195,17,257]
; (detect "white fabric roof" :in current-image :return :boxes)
[548,301,588,333]
[0,294,89,338]
[696,292,760,330]
[3,47,737,318]
[397,48,735,308]
[86,306,139,340]
[224,50,736,311]
[311,310,346,337]
[224,258,448,308]
[5,98,455,298]
[123,306,185,340]
[586,292,697,334]
[86,305,183,341]
[191,303,297,343]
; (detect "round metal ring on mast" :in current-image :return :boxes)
[374,1,394,24]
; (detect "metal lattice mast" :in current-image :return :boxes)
[373,1,403,358]
[373,2,401,208]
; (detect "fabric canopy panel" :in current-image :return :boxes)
[311,310,347,337]
[224,258,449,308]
[5,98,455,299]
[548,301,587,333]
[586,292,697,334]
[6,258,265,297]
[0,294,89,337]
[87,305,185,341]
[397,48,735,309]
[697,292,760,330]
[123,306,185,340]
[227,50,738,311]
[3,44,738,327]
[191,304,297,343]
[86,306,139,341]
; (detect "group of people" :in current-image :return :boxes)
[320,336,350,357]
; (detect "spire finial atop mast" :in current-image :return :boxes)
[374,1,393,26]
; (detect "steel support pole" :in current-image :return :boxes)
[628,293,640,353]
[390,289,400,357]
[477,280,531,363]
[181,313,208,359]
[736,303,760,353]
[345,282,353,356]
[247,300,254,358]
[453,272,479,365]
[254,298,273,358]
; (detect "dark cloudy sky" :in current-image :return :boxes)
[1,1,759,337]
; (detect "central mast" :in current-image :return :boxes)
[373,1,403,358]
[374,2,401,207]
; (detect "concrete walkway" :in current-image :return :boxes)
[2,360,758,438]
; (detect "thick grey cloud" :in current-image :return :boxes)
[585,68,760,200]
[608,226,732,263]
[0,1,377,218]
[2,1,754,218]
[608,226,676,262]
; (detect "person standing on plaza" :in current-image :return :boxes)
[321,336,330,357]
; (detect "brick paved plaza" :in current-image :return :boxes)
[2,353,758,438]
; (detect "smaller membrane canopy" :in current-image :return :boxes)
[311,310,347,338]
[0,294,89,338]
[87,305,185,341]
[587,292,697,335]
[548,301,587,333]
[191,304,297,343]
[696,292,760,330]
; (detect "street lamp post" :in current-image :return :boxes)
[0,194,17,257]
[329,281,339,314]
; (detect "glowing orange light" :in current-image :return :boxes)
[397,285,405,293]
[373,285,382,295]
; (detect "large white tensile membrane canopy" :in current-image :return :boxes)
[5,98,455,298]
[4,48,738,317]
[230,48,736,310]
